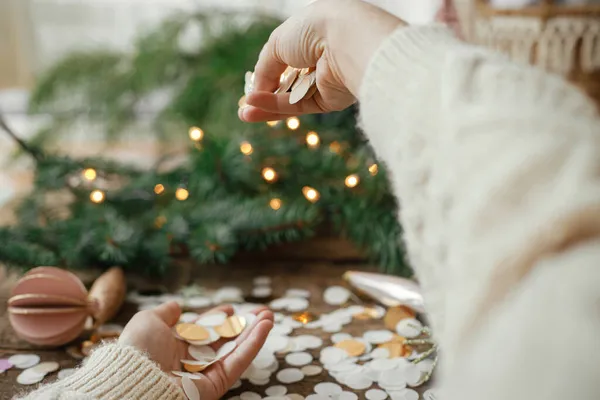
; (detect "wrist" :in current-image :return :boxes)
[322,0,404,96]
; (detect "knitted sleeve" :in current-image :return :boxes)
[17,344,186,400]
[359,25,600,399]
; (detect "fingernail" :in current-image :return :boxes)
[238,107,247,121]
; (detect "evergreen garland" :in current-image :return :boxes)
[0,12,409,276]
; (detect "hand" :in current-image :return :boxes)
[435,0,462,37]
[239,0,403,123]
[118,301,274,400]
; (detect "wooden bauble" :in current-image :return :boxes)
[8,266,126,347]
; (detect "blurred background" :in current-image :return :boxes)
[0,0,443,277]
[0,0,441,206]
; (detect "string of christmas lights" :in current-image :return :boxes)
[83,118,379,207]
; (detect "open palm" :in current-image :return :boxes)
[119,301,274,400]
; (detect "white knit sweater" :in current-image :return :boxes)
[361,26,600,400]
[21,25,600,400]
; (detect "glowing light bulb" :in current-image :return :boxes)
[269,198,282,210]
[188,126,204,141]
[90,190,105,204]
[240,141,253,155]
[82,168,97,181]
[306,131,320,148]
[154,184,165,195]
[345,174,360,188]
[286,117,300,130]
[266,120,279,127]
[262,167,277,182]
[329,141,341,154]
[155,215,167,228]
[302,186,320,203]
[175,188,189,201]
[369,163,378,176]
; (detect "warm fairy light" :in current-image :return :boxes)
[90,190,105,204]
[345,174,360,188]
[188,126,204,141]
[82,168,97,181]
[302,186,320,203]
[154,184,165,195]
[175,188,189,201]
[154,215,167,228]
[240,141,253,155]
[286,117,300,130]
[329,141,341,154]
[262,167,277,182]
[369,163,379,176]
[305,131,320,148]
[269,198,282,210]
[266,121,279,127]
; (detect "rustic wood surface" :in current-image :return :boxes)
[0,262,431,399]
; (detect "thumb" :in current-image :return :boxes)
[152,301,181,327]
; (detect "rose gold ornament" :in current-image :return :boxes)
[8,266,126,347]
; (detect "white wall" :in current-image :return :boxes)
[28,0,440,69]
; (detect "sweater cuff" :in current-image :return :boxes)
[60,343,186,400]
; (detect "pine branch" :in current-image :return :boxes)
[0,112,41,161]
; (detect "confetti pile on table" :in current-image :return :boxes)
[131,276,439,400]
[2,276,439,400]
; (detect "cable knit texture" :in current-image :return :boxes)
[360,25,600,400]
[18,344,186,400]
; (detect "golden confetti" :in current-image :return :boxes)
[176,323,210,341]
[384,306,416,330]
[183,360,215,373]
[214,315,246,338]
[378,342,405,358]
[335,339,366,357]
[292,311,317,324]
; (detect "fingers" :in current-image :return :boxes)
[153,301,182,327]
[220,312,274,383]
[253,39,288,93]
[238,106,289,123]
[236,308,274,344]
[175,374,220,400]
[246,91,324,116]
[207,305,268,351]
[201,304,234,317]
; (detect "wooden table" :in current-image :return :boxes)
[0,262,431,399]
